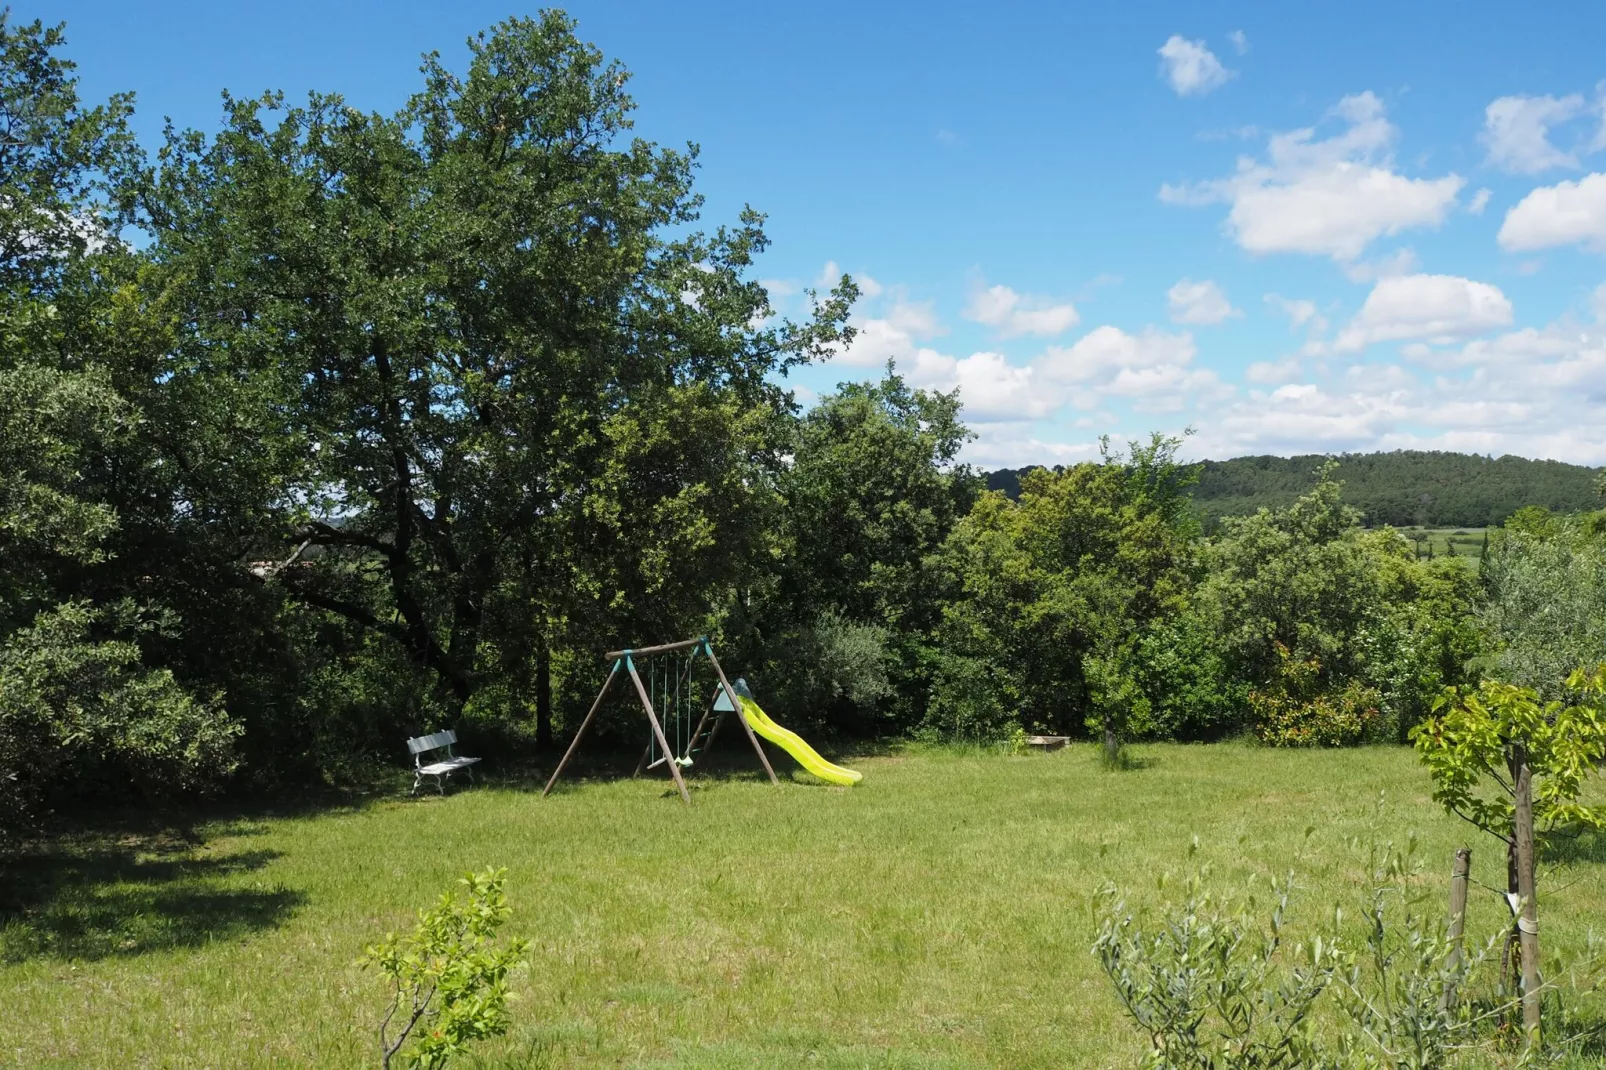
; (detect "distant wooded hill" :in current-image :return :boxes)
[985,451,1605,529]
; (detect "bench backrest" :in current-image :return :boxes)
[407,730,457,757]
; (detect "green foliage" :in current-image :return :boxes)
[1190,451,1600,530]
[1478,518,1606,699]
[1096,832,1556,1070]
[1412,667,1606,845]
[140,12,853,722]
[363,867,529,1070]
[1250,647,1382,748]
[1094,858,1339,1068]
[747,371,979,735]
[934,434,1199,748]
[1128,618,1241,740]
[0,601,239,819]
[1331,831,1497,1070]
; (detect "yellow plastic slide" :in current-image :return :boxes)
[736,695,863,787]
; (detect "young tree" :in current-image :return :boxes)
[139,14,854,723]
[1412,666,1606,1044]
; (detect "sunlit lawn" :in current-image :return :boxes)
[3,743,1603,1068]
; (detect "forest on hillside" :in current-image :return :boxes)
[987,450,1605,528]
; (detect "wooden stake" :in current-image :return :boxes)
[1513,750,1541,1047]
[626,658,691,804]
[706,649,780,787]
[543,660,620,796]
[1442,846,1471,1011]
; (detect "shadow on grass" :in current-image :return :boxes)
[1540,828,1606,867]
[0,838,304,964]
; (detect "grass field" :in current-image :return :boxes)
[3,744,1604,1068]
[1395,526,1490,559]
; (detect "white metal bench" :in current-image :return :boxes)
[406,730,481,795]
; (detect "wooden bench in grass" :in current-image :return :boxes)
[407,730,480,795]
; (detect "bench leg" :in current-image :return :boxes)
[411,770,422,796]
[436,773,446,796]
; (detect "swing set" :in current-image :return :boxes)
[542,636,779,804]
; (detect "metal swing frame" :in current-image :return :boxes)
[541,636,779,804]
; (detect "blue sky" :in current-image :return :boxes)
[41,1,1606,465]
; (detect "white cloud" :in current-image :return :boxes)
[1245,358,1302,383]
[1467,188,1492,215]
[1167,278,1241,324]
[1342,247,1421,283]
[1157,36,1235,97]
[1160,92,1464,264]
[964,280,1079,337]
[1593,281,1606,322]
[1482,94,1587,173]
[1497,172,1606,253]
[1227,30,1249,55]
[1264,294,1330,334]
[1335,274,1514,351]
[833,292,945,368]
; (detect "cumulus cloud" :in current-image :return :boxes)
[963,279,1079,337]
[1160,92,1464,264]
[1167,278,1241,325]
[1227,30,1249,55]
[1157,36,1235,97]
[1593,281,1606,322]
[1467,188,1492,215]
[1335,274,1514,351]
[1498,172,1606,253]
[1482,94,1587,173]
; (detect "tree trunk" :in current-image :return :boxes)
[1513,748,1542,1047]
[1103,721,1119,766]
[535,642,553,750]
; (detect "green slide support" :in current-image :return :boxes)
[720,679,862,786]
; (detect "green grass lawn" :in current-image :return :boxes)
[3,744,1603,1068]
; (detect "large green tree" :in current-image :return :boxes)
[740,370,979,733]
[0,14,238,819]
[934,434,1199,755]
[139,14,854,733]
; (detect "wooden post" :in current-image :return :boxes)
[1442,847,1471,1011]
[626,657,691,805]
[543,660,620,796]
[1513,751,1542,1047]
[706,648,780,787]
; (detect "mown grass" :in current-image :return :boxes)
[2,743,1603,1068]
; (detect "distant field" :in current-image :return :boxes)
[1394,526,1488,559]
[3,745,1603,1067]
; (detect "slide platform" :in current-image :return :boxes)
[719,680,863,786]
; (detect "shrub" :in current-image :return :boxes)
[1248,646,1381,748]
[922,651,1018,743]
[1094,856,1338,1068]
[363,867,529,1070]
[1132,612,1247,740]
